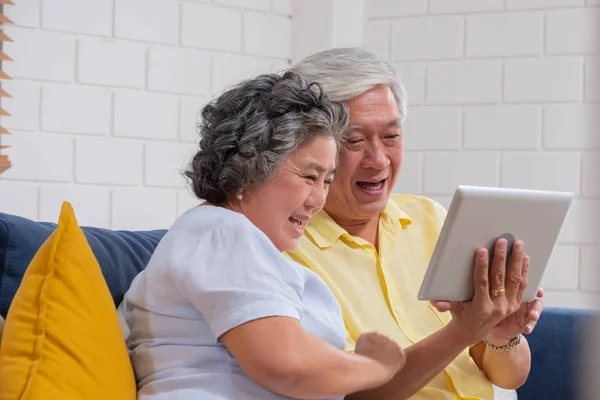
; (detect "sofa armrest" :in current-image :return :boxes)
[517,306,597,400]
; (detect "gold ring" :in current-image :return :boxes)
[491,288,506,297]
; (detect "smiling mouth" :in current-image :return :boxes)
[356,179,386,190]
[289,216,304,228]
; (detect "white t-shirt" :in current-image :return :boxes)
[121,205,346,400]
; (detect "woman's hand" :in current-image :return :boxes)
[430,239,536,345]
[354,332,406,382]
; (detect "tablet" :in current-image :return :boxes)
[417,185,574,303]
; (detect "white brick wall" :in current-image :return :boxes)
[429,0,503,14]
[147,46,211,95]
[115,0,179,44]
[466,13,543,58]
[42,85,112,135]
[587,56,600,101]
[464,106,541,149]
[181,3,242,52]
[365,0,600,309]
[427,61,502,104]
[504,57,583,102]
[546,8,600,54]
[367,0,428,17]
[78,39,146,88]
[1,132,74,182]
[243,12,291,59]
[4,28,75,82]
[75,137,143,185]
[113,90,179,140]
[0,0,290,231]
[1,81,41,131]
[43,0,112,36]
[391,16,463,60]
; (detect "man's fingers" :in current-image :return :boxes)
[506,240,524,298]
[474,248,491,302]
[537,286,544,298]
[523,299,543,334]
[523,321,537,334]
[528,299,543,320]
[489,239,507,300]
[430,300,451,312]
[516,256,531,302]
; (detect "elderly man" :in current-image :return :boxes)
[286,47,544,400]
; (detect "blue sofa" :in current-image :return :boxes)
[0,211,594,399]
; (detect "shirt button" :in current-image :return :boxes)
[395,307,403,316]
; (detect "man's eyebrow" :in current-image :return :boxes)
[346,118,402,132]
[347,123,362,132]
[386,118,402,128]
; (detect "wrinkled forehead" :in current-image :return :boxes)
[346,118,402,134]
[345,86,402,127]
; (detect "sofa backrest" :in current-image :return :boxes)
[0,212,167,318]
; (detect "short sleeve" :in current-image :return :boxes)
[171,219,305,340]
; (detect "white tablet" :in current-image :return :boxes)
[417,185,574,303]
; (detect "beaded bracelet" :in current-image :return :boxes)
[482,334,522,352]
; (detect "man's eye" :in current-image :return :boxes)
[346,139,363,146]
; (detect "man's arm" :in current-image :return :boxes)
[346,322,472,400]
[470,335,531,389]
[348,242,540,400]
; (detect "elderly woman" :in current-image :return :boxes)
[120,71,405,400]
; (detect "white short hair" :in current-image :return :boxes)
[290,47,408,120]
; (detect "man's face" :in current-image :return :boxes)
[324,84,403,223]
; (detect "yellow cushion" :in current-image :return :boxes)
[0,202,137,399]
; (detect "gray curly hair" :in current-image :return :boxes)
[184,71,350,204]
[290,47,407,120]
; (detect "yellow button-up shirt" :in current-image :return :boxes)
[286,194,493,400]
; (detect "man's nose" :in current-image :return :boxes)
[364,143,389,169]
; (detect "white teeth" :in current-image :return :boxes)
[290,217,302,227]
[361,182,383,190]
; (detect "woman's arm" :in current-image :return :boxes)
[344,322,473,400]
[221,316,404,400]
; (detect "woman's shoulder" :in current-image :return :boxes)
[169,205,306,286]
[170,205,274,249]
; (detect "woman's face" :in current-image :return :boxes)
[240,135,338,252]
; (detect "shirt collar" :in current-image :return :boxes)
[381,198,413,230]
[305,201,413,249]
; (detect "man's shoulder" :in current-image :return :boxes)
[389,193,448,223]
